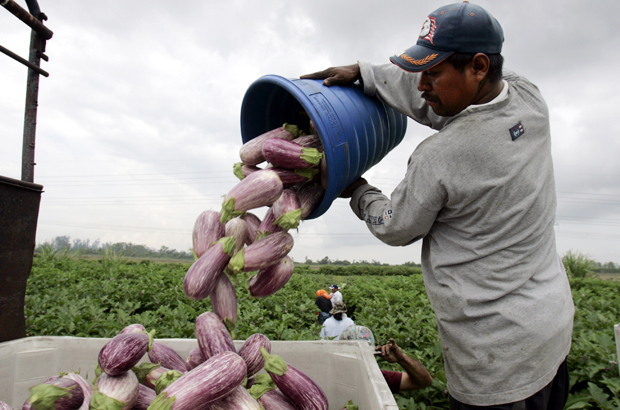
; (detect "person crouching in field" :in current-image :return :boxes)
[340,326,432,394]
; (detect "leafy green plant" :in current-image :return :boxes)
[563,250,595,278]
[101,248,127,271]
[23,258,620,410]
[35,243,72,262]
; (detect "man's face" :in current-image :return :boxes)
[417,59,480,117]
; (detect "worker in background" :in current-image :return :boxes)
[320,301,354,340]
[329,284,343,304]
[315,289,332,324]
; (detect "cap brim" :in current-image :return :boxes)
[390,44,453,72]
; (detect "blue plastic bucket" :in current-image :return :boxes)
[240,75,407,219]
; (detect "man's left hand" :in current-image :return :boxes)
[376,338,404,363]
[339,178,368,198]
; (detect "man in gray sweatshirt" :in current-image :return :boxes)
[301,2,574,409]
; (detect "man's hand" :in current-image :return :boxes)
[375,338,433,390]
[338,178,368,199]
[300,64,361,87]
[375,338,404,363]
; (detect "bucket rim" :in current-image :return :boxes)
[240,74,342,219]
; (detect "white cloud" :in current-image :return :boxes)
[2,0,619,264]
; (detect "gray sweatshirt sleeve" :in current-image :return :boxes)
[358,61,449,130]
[350,62,448,246]
[349,172,441,247]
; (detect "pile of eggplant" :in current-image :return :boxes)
[185,121,326,332]
[0,123,364,410]
[11,320,331,410]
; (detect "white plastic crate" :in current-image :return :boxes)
[0,336,398,410]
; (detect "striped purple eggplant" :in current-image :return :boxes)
[233,163,261,180]
[133,384,156,410]
[153,370,183,395]
[210,273,237,332]
[297,182,325,220]
[248,256,294,298]
[256,207,284,240]
[257,389,297,410]
[90,370,139,410]
[185,346,206,372]
[262,138,323,170]
[119,323,146,334]
[98,331,154,377]
[28,377,84,410]
[292,134,323,152]
[63,373,92,410]
[192,210,226,258]
[146,351,247,410]
[220,170,283,223]
[148,343,187,374]
[195,311,235,359]
[224,218,248,255]
[183,237,236,301]
[271,189,302,231]
[240,212,261,245]
[0,401,12,410]
[265,166,318,189]
[209,386,261,410]
[260,348,328,410]
[228,232,294,274]
[237,333,271,378]
[239,124,302,166]
[132,363,169,390]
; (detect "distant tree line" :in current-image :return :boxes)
[295,264,423,276]
[590,261,620,272]
[36,236,194,261]
[35,237,619,273]
[302,256,421,267]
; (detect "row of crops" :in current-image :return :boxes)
[23,255,620,409]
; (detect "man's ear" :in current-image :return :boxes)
[471,53,490,82]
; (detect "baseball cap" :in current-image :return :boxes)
[329,284,339,290]
[316,289,330,298]
[339,325,375,346]
[390,1,504,72]
[330,301,347,315]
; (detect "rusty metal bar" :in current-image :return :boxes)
[1,0,53,40]
[0,44,49,77]
[24,0,41,16]
[0,0,48,344]
[21,28,46,182]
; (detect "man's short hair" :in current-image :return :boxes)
[445,52,504,84]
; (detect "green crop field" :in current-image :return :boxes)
[23,255,620,409]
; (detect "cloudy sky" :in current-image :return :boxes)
[2,0,619,265]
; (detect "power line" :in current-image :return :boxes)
[38,170,233,179]
[555,230,620,242]
[41,222,192,234]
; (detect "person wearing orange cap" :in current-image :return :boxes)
[315,289,332,324]
[302,2,574,409]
